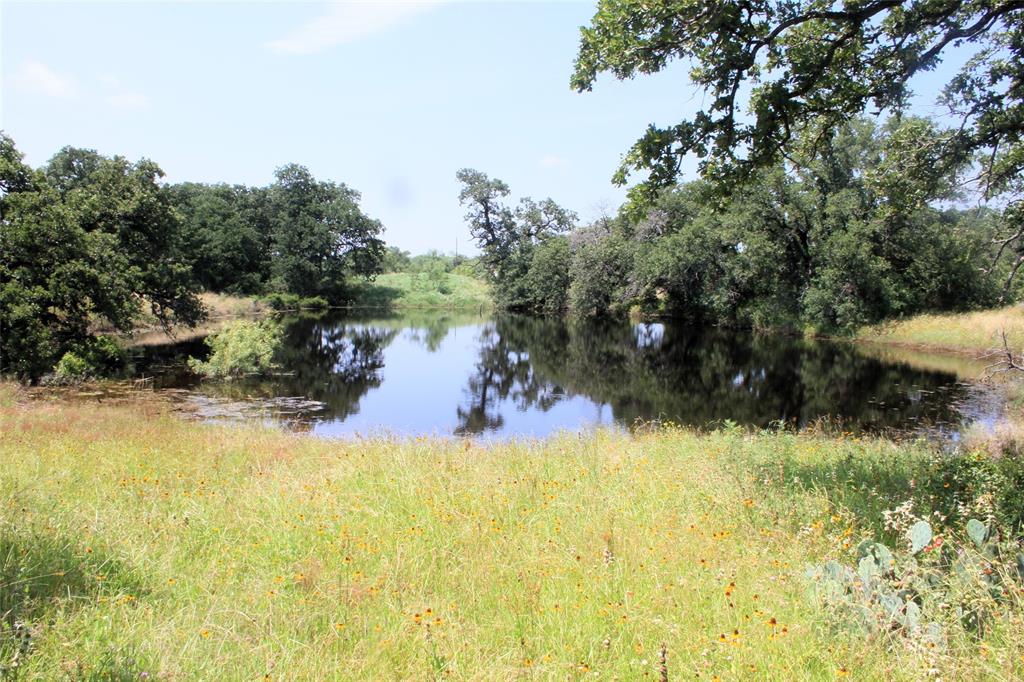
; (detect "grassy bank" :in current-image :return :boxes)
[856,306,1024,356]
[349,272,491,309]
[123,293,272,348]
[2,389,1022,679]
[128,277,491,348]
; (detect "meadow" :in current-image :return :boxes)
[2,384,1023,680]
[348,273,491,310]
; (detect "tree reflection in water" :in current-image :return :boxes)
[453,315,972,435]
[455,322,569,435]
[142,311,977,436]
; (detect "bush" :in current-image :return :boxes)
[263,292,301,310]
[298,296,329,310]
[53,352,90,380]
[188,320,282,379]
[451,260,481,279]
[52,336,126,380]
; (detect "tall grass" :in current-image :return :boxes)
[1,396,1022,679]
[856,306,1024,354]
[199,292,271,318]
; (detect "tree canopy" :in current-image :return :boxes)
[169,182,273,294]
[461,119,1004,330]
[0,136,202,378]
[572,0,1024,209]
[268,164,385,300]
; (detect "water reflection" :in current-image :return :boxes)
[138,311,982,438]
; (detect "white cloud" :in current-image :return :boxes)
[266,1,443,55]
[539,154,568,168]
[106,92,151,110]
[12,60,75,98]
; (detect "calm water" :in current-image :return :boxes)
[136,310,989,439]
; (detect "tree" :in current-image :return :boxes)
[456,169,577,311]
[571,0,1024,210]
[43,146,203,328]
[521,236,573,314]
[1,136,202,379]
[566,118,1000,329]
[456,168,517,282]
[169,183,273,294]
[568,221,635,317]
[268,164,384,300]
[381,246,412,273]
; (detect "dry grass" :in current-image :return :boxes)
[123,294,269,347]
[961,419,1024,459]
[199,292,270,318]
[856,306,1024,356]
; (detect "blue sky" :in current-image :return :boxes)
[1,1,699,254]
[1,1,968,254]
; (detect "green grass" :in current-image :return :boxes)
[1,389,1023,679]
[350,272,491,309]
[856,306,1024,355]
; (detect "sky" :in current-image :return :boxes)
[1,0,701,255]
[0,1,970,255]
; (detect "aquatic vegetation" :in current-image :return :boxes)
[0,394,1023,678]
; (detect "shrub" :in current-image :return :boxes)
[451,260,481,279]
[52,336,126,380]
[188,320,282,379]
[263,293,301,310]
[298,296,329,310]
[53,353,90,380]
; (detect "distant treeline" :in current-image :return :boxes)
[460,117,1013,332]
[0,133,385,379]
[377,248,479,278]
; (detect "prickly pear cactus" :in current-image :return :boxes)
[909,520,932,554]
[807,516,1022,648]
[966,518,989,549]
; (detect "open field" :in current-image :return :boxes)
[349,272,491,310]
[856,306,1024,356]
[1,386,1023,679]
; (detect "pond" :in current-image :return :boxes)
[133,310,995,439]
